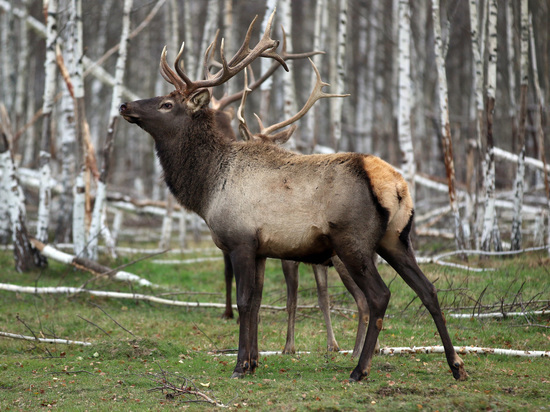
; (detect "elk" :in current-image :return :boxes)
[119,12,467,382]
[214,49,371,356]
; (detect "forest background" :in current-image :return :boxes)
[0,0,549,265]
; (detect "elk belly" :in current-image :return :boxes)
[255,224,334,264]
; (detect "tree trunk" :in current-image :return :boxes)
[432,0,465,250]
[468,0,487,249]
[0,133,42,271]
[88,0,133,260]
[278,0,298,150]
[303,0,326,153]
[397,0,415,202]
[510,0,529,251]
[528,13,550,253]
[259,0,278,124]
[330,0,348,150]
[481,0,502,251]
[37,0,58,246]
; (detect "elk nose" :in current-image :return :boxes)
[119,103,128,113]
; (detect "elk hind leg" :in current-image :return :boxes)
[378,235,467,381]
[332,256,377,358]
[312,264,339,352]
[335,251,390,382]
[281,260,299,354]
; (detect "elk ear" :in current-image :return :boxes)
[187,89,211,113]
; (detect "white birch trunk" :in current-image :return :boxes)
[259,0,278,122]
[481,0,502,251]
[0,4,14,111]
[14,0,29,128]
[528,13,550,253]
[196,0,219,80]
[469,0,487,249]
[56,1,77,243]
[88,0,133,260]
[73,169,87,257]
[358,3,377,155]
[159,189,174,250]
[37,0,58,245]
[278,0,297,150]
[303,0,325,152]
[182,0,197,82]
[178,208,187,250]
[0,138,38,271]
[397,0,415,201]
[511,0,529,250]
[432,0,465,250]
[330,0,348,149]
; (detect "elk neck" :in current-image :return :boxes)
[153,108,233,217]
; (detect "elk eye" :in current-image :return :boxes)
[162,102,173,109]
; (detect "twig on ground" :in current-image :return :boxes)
[146,362,228,407]
[0,331,92,346]
[91,302,136,337]
[77,315,112,338]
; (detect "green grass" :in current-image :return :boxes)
[0,245,549,410]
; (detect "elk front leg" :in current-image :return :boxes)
[248,257,266,372]
[312,264,339,352]
[281,260,299,354]
[222,252,234,319]
[230,248,259,378]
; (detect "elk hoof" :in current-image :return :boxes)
[231,371,245,379]
[349,367,367,382]
[452,363,468,381]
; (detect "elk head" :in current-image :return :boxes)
[119,11,287,142]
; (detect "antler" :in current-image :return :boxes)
[160,10,287,96]
[213,26,325,111]
[238,58,349,144]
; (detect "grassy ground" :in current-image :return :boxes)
[0,244,549,410]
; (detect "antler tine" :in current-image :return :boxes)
[203,30,221,81]
[160,46,185,91]
[261,58,349,137]
[237,67,255,141]
[214,26,324,111]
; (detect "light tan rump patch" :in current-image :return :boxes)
[363,156,414,235]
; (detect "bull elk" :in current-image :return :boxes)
[216,55,372,357]
[119,12,467,382]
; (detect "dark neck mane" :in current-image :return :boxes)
[153,109,231,216]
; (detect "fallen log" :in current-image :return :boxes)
[29,238,155,287]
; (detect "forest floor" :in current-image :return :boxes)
[0,242,549,411]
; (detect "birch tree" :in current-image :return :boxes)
[36,0,58,245]
[432,0,465,250]
[468,0,486,248]
[196,0,219,81]
[0,131,41,271]
[529,13,550,251]
[259,0,278,124]
[356,2,377,155]
[14,0,29,130]
[278,0,297,149]
[510,0,529,251]
[481,0,502,251]
[397,0,415,202]
[331,0,348,149]
[88,0,133,260]
[303,0,325,152]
